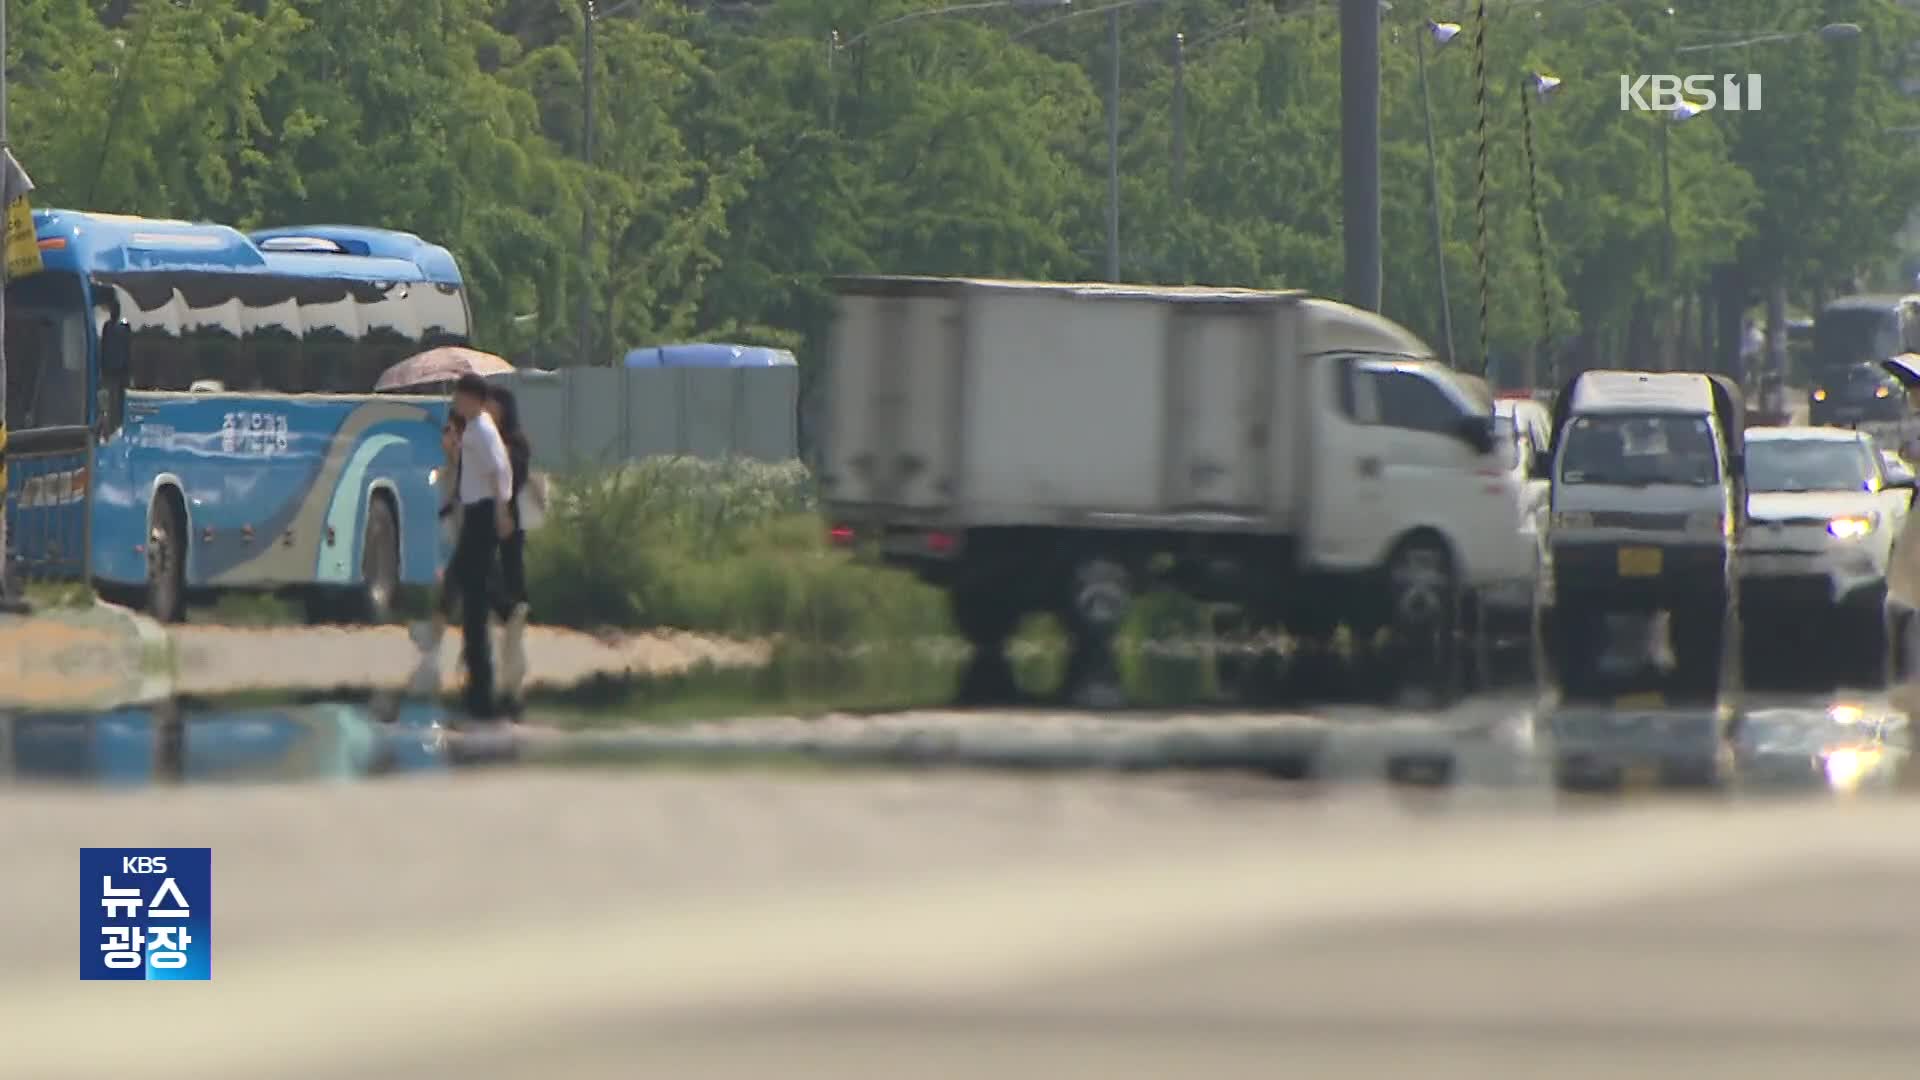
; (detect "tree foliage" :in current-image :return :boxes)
[9,0,1919,380]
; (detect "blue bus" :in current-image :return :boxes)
[3,210,470,622]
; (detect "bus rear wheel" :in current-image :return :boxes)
[145,495,187,624]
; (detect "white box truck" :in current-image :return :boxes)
[819,276,1536,702]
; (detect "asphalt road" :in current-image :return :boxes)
[4,754,1919,1078]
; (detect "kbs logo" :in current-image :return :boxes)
[79,847,212,981]
[1619,74,1762,113]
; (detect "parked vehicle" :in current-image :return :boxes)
[1543,370,1747,699]
[1740,426,1913,688]
[4,210,467,623]
[819,276,1536,703]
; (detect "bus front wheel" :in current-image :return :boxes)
[146,495,187,624]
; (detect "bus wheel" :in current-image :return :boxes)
[146,495,187,624]
[357,496,401,624]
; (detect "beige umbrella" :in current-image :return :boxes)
[374,347,514,392]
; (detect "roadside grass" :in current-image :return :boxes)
[525,457,950,646]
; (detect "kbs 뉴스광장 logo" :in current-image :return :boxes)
[79,848,211,981]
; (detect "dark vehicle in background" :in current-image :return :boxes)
[1810,362,1909,425]
[1810,296,1920,424]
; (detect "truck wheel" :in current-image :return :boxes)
[1385,536,1461,702]
[1061,558,1131,708]
[950,591,1021,705]
[145,495,187,624]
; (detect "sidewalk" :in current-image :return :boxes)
[3,602,768,708]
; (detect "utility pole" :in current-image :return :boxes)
[579,1,597,367]
[1339,0,1381,312]
[1171,32,1186,208]
[1105,8,1120,281]
[0,0,12,606]
[1415,27,1455,366]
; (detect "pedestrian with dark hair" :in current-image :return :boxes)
[484,384,535,710]
[448,373,514,718]
[409,410,469,695]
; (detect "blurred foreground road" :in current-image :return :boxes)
[4,769,1918,1078]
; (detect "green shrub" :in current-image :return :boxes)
[525,457,949,644]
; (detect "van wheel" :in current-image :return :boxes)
[145,495,187,624]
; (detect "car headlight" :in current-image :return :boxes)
[1828,514,1877,540]
[1550,511,1592,530]
[1684,512,1725,536]
[428,467,441,487]
[1814,389,1828,401]
[1877,386,1893,398]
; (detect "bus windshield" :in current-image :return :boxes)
[1815,306,1900,368]
[4,272,89,431]
[1559,413,1720,487]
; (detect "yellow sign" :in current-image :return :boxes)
[4,195,39,281]
[1617,546,1662,577]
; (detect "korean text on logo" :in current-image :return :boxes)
[80,848,211,981]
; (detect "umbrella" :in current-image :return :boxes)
[374,347,514,392]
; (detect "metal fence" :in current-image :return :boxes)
[489,365,801,468]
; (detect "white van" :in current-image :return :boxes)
[820,276,1538,702]
[1543,370,1747,697]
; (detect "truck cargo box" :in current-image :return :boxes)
[821,276,1328,534]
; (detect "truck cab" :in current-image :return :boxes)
[1544,371,1747,698]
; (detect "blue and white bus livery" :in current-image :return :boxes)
[4,210,473,623]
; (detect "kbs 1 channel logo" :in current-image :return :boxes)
[79,848,212,981]
[1620,73,1763,114]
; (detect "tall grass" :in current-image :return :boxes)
[524,458,950,644]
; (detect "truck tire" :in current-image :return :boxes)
[1062,558,1131,708]
[145,494,187,625]
[1384,535,1461,703]
[950,590,1021,704]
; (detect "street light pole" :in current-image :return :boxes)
[1105,7,1120,281]
[1416,23,1456,366]
[0,0,12,603]
[1339,0,1381,312]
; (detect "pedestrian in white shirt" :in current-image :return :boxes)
[449,373,515,717]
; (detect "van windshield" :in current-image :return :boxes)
[1559,414,1719,487]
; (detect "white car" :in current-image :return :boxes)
[1742,426,1914,684]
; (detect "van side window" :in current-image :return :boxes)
[1371,369,1463,435]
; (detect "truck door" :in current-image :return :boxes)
[1162,304,1271,513]
[1304,354,1392,570]
[821,290,960,511]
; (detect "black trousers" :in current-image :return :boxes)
[492,530,527,619]
[452,499,500,715]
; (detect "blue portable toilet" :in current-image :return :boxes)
[623,342,797,368]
